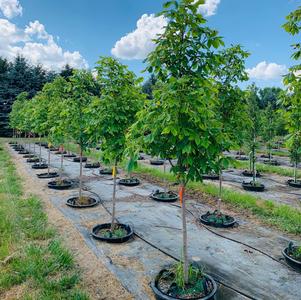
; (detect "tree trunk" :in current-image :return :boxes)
[39,135,42,165]
[217,169,222,213]
[79,148,83,200]
[111,161,118,232]
[47,148,51,175]
[180,184,188,284]
[60,152,64,181]
[294,161,297,183]
[163,159,167,194]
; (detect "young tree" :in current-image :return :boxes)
[244,85,263,185]
[92,57,143,231]
[129,0,226,288]
[62,70,99,204]
[262,103,277,161]
[47,77,70,180]
[212,45,249,215]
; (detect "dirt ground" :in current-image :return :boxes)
[7,143,134,300]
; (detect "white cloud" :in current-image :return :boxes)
[0,0,22,19]
[197,0,220,17]
[0,18,88,70]
[111,14,167,60]
[25,20,52,41]
[247,61,287,80]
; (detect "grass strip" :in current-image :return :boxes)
[135,164,301,235]
[0,142,89,299]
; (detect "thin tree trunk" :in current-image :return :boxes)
[39,135,42,165]
[180,184,188,284]
[79,148,83,200]
[294,161,297,183]
[111,160,118,232]
[47,148,51,175]
[60,153,64,181]
[217,169,222,213]
[163,159,167,194]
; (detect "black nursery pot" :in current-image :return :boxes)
[282,246,301,271]
[260,154,271,158]
[202,174,219,180]
[242,181,265,192]
[41,142,48,147]
[150,191,179,202]
[200,211,236,228]
[287,179,301,188]
[99,168,113,175]
[73,156,87,163]
[263,159,280,166]
[91,223,133,243]
[118,178,140,187]
[63,153,76,158]
[32,163,48,170]
[235,155,248,161]
[18,150,30,155]
[49,147,59,152]
[37,172,59,179]
[151,268,217,300]
[14,147,24,152]
[48,179,72,190]
[84,162,100,169]
[150,160,165,166]
[23,154,35,158]
[27,157,40,163]
[242,170,262,177]
[55,151,67,155]
[66,196,98,208]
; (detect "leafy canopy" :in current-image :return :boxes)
[91,57,144,164]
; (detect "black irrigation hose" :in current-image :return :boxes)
[169,203,301,274]
[84,188,257,300]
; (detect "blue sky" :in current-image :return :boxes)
[0,0,299,87]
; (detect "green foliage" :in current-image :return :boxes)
[283,6,301,60]
[62,70,99,151]
[130,0,229,185]
[91,57,144,164]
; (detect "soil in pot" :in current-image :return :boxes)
[99,168,114,175]
[200,210,236,228]
[287,179,301,188]
[92,223,133,243]
[282,242,301,271]
[27,157,40,163]
[202,173,219,180]
[37,172,59,179]
[84,162,100,169]
[64,153,76,158]
[118,177,140,187]
[48,179,72,190]
[242,170,262,177]
[150,159,165,165]
[242,181,265,192]
[66,196,98,208]
[263,159,280,166]
[151,264,217,300]
[32,163,48,169]
[73,156,87,163]
[151,190,179,202]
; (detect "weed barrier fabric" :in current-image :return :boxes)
[10,143,301,300]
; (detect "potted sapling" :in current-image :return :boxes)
[91,57,143,242]
[129,1,226,297]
